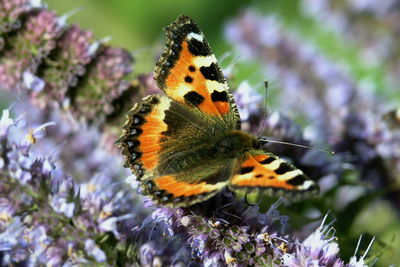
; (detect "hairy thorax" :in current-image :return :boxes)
[214,130,256,159]
[159,130,257,175]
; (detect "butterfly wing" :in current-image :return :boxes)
[118,94,236,207]
[141,159,236,207]
[154,15,240,130]
[229,150,319,201]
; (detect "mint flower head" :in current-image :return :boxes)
[0,9,61,91]
[73,46,134,121]
[32,24,96,108]
[0,108,149,265]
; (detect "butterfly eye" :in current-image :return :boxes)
[252,140,261,149]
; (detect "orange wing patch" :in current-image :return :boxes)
[229,153,318,192]
[137,99,170,170]
[118,95,171,179]
[230,155,295,190]
[164,41,230,116]
[154,175,225,197]
[154,15,232,118]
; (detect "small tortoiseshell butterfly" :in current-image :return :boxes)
[118,15,319,207]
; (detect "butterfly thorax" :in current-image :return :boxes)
[214,130,256,159]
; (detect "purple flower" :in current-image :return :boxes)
[73,46,134,121]
[300,0,400,92]
[0,109,14,137]
[144,191,294,266]
[0,10,62,91]
[0,0,32,34]
[0,107,151,265]
[31,24,95,107]
[84,239,106,262]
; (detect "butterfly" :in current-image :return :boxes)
[118,15,319,207]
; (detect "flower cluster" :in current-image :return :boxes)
[0,108,150,265]
[300,0,400,92]
[72,46,134,121]
[0,0,34,35]
[146,192,376,266]
[0,0,137,133]
[150,194,289,266]
[0,9,62,91]
[31,24,96,108]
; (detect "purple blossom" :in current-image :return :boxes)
[0,3,136,144]
[31,24,95,107]
[225,10,357,144]
[73,46,134,121]
[0,0,32,34]
[0,108,150,265]
[0,10,62,91]
[300,0,400,92]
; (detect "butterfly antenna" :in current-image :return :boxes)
[259,138,335,155]
[256,80,269,137]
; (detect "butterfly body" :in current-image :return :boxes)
[119,15,319,207]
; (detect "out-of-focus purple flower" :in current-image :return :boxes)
[225,9,357,144]
[300,0,400,92]
[32,25,95,108]
[73,46,134,121]
[0,10,62,91]
[233,81,264,132]
[0,109,14,137]
[138,73,161,95]
[0,217,24,252]
[0,0,32,35]
[0,107,152,265]
[84,239,106,262]
[22,71,45,92]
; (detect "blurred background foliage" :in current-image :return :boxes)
[2,0,399,265]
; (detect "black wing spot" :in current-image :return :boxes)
[129,128,143,137]
[138,105,151,114]
[188,65,196,72]
[240,166,254,174]
[255,174,263,178]
[184,91,204,106]
[162,194,174,202]
[188,38,211,56]
[275,162,293,175]
[211,90,228,102]
[145,180,156,192]
[259,157,275,164]
[125,139,139,149]
[184,76,193,83]
[286,175,307,186]
[131,151,142,161]
[200,63,224,82]
[173,196,183,203]
[132,115,144,126]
